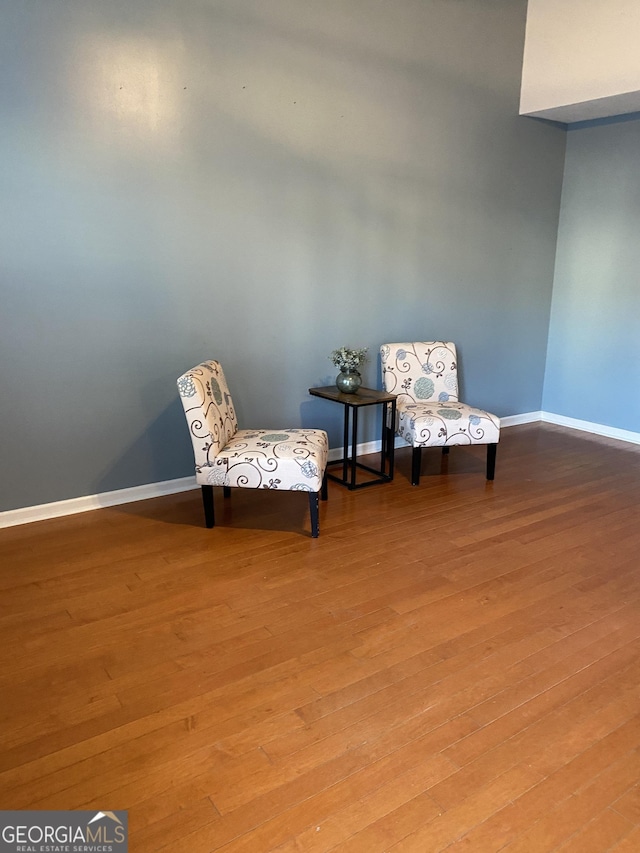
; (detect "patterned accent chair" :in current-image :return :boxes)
[380,342,500,486]
[177,360,329,537]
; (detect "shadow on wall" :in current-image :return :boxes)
[96,397,194,497]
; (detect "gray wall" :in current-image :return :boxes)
[544,116,640,430]
[0,0,566,512]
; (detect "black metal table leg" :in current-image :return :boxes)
[342,405,350,484]
[390,400,396,478]
[387,399,396,480]
[350,406,358,489]
[308,386,397,490]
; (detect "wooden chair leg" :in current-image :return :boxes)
[223,486,231,498]
[201,485,215,528]
[442,446,450,455]
[486,443,497,481]
[309,491,320,538]
[321,474,328,501]
[411,447,422,486]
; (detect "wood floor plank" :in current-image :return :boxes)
[608,824,640,851]
[500,748,640,852]
[437,713,640,851]
[553,807,634,853]
[2,423,640,851]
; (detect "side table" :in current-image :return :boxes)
[308,385,396,489]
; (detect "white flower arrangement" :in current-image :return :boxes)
[330,347,368,372]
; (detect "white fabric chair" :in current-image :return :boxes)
[380,342,500,486]
[177,360,328,537]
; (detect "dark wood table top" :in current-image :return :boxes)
[309,386,396,406]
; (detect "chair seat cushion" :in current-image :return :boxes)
[195,428,328,491]
[397,402,500,447]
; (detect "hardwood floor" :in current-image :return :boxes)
[2,423,640,852]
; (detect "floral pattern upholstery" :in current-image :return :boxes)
[177,361,328,493]
[380,342,500,448]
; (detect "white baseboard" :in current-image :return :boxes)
[500,411,542,427]
[0,477,196,529]
[2,410,638,529]
[541,411,640,445]
[328,439,389,460]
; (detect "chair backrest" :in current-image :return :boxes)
[380,342,459,405]
[177,360,238,468]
